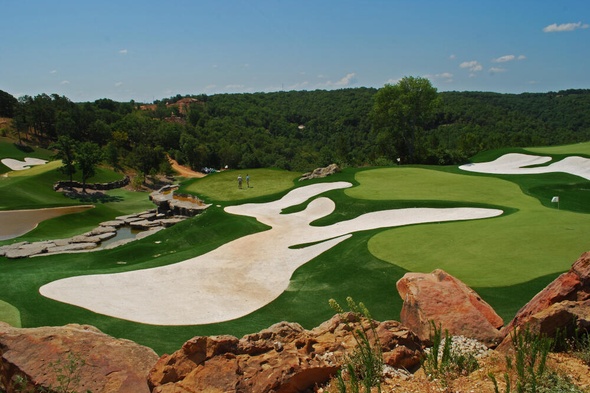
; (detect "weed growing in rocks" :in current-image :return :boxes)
[489,326,585,393]
[329,297,384,393]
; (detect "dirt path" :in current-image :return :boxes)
[168,157,206,178]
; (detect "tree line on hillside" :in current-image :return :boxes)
[1,81,589,178]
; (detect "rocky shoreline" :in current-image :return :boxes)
[0,209,188,259]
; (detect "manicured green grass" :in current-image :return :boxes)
[0,137,54,174]
[351,166,589,288]
[525,141,590,156]
[1,144,589,355]
[179,168,300,203]
[0,299,21,327]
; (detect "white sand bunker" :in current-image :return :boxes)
[1,157,48,171]
[40,182,503,325]
[460,153,590,180]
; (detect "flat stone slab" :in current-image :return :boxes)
[46,243,98,253]
[71,235,102,244]
[130,220,161,229]
[89,226,117,235]
[96,232,117,241]
[100,220,125,228]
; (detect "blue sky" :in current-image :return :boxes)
[1,0,589,102]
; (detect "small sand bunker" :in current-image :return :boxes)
[460,153,590,180]
[1,157,48,171]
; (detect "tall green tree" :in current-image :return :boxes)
[371,76,440,163]
[76,142,103,193]
[51,135,77,182]
[0,89,17,118]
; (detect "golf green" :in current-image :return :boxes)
[350,166,589,287]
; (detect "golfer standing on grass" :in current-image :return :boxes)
[246,174,250,188]
[238,174,243,189]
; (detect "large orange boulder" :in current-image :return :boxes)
[499,251,590,347]
[396,269,503,347]
[0,323,158,393]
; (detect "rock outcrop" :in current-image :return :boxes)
[499,251,590,347]
[148,314,422,393]
[396,269,504,347]
[149,185,210,217]
[53,176,130,191]
[299,164,340,181]
[0,323,158,393]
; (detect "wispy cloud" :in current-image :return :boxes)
[460,60,483,72]
[60,80,70,85]
[543,21,589,32]
[492,54,526,63]
[115,82,123,87]
[489,67,507,74]
[425,72,453,82]
[119,49,128,55]
[333,72,357,87]
[50,70,57,74]
[449,54,456,60]
[493,55,515,63]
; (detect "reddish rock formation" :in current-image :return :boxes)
[499,251,590,347]
[396,269,504,347]
[148,315,422,393]
[0,323,158,393]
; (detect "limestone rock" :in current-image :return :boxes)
[89,225,117,235]
[396,269,503,347]
[0,323,158,393]
[100,219,125,228]
[148,315,422,393]
[299,163,340,181]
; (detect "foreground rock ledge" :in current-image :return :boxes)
[148,314,422,393]
[0,323,158,393]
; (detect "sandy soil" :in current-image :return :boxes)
[0,206,94,241]
[168,157,205,178]
[1,157,48,171]
[40,182,502,325]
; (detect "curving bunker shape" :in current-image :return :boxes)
[40,181,503,325]
[459,153,590,181]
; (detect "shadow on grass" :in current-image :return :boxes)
[68,192,124,204]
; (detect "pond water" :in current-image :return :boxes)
[96,226,142,249]
[0,205,94,241]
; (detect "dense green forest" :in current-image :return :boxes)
[1,85,589,174]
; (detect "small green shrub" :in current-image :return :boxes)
[329,297,383,393]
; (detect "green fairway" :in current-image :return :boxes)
[525,141,590,156]
[179,168,300,203]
